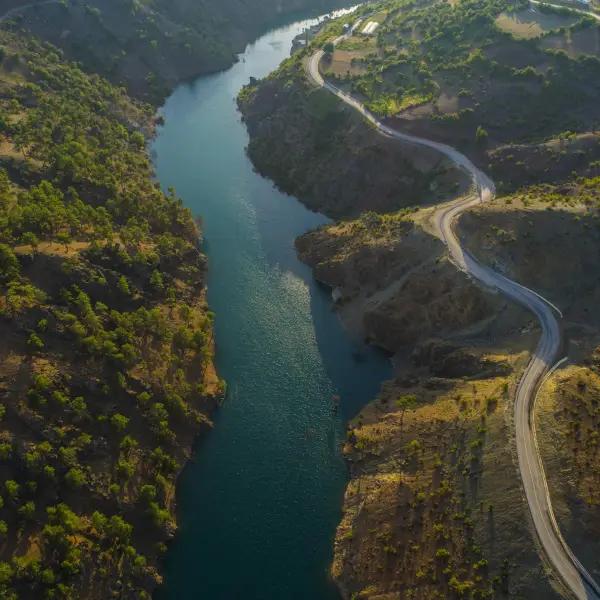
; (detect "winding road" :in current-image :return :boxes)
[308,12,600,600]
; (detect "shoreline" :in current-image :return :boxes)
[148,5,393,598]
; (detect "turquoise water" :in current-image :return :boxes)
[152,12,391,600]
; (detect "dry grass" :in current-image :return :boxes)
[333,348,556,599]
[537,358,600,584]
[324,49,372,76]
[495,8,578,39]
[13,241,92,257]
[541,26,600,58]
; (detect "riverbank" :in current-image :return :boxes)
[151,12,392,599]
[0,2,392,598]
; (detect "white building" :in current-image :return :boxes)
[361,21,380,35]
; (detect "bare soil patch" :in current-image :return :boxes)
[495,8,578,39]
[324,49,371,76]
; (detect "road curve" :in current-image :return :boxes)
[308,15,600,600]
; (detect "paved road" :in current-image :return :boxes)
[308,14,600,600]
[531,0,600,22]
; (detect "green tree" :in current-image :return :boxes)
[4,480,18,500]
[0,443,11,460]
[105,515,132,546]
[27,333,44,352]
[0,244,19,282]
[138,484,157,505]
[18,501,36,521]
[65,467,86,489]
[117,275,131,296]
[395,394,417,431]
[0,562,13,584]
[110,413,129,432]
[91,511,107,533]
[21,232,39,253]
[150,269,163,291]
[40,568,55,585]
[56,231,71,252]
[130,131,145,148]
[475,125,489,146]
[116,459,134,481]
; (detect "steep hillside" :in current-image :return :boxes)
[296,209,509,348]
[335,347,556,600]
[2,0,352,100]
[0,28,222,599]
[457,183,600,587]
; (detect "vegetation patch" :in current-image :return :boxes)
[334,348,554,599]
[0,28,221,599]
[541,24,600,57]
[305,0,600,157]
[495,7,579,39]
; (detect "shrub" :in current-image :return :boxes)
[435,548,450,560]
[4,480,18,500]
[18,501,35,521]
[65,467,87,488]
[0,244,19,281]
[0,562,13,584]
[27,333,44,352]
[117,275,131,296]
[475,125,489,146]
[110,413,129,432]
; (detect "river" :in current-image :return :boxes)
[151,10,391,600]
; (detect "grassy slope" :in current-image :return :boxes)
[322,168,600,598]
[322,0,600,151]
[335,350,556,600]
[297,203,560,598]
[0,29,222,599]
